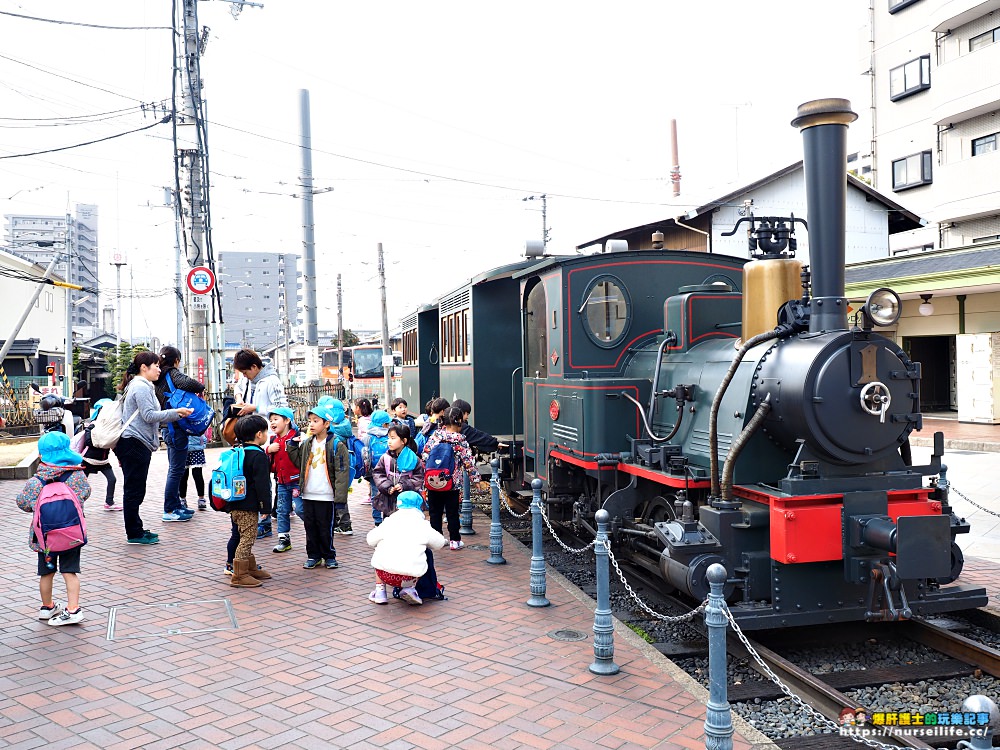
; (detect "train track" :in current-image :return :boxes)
[495,499,1000,750]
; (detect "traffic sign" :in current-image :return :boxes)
[186,266,216,295]
[190,295,209,311]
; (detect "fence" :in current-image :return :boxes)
[203,383,347,438]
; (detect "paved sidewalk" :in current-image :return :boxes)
[0,448,772,750]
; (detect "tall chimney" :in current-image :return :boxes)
[669,119,681,198]
[791,98,857,334]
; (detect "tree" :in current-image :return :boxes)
[72,345,81,383]
[103,342,149,396]
[330,329,360,348]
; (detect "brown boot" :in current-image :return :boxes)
[247,554,272,580]
[229,558,262,588]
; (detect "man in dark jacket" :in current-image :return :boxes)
[451,399,508,454]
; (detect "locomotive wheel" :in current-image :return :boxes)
[642,495,676,525]
[935,541,965,585]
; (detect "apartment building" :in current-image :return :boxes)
[219,251,302,351]
[3,205,100,329]
[872,0,1000,253]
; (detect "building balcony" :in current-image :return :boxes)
[931,0,1000,31]
[931,40,1000,124]
[929,149,1000,221]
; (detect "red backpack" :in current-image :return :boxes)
[31,472,87,569]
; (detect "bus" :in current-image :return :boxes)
[321,344,401,408]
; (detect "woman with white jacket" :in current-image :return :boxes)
[366,491,446,606]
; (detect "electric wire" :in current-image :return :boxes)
[0,116,171,160]
[0,9,176,31]
[0,53,148,104]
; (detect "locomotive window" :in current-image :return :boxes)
[580,275,631,347]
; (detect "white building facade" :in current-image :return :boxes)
[0,249,69,378]
[219,252,302,352]
[871,0,1000,253]
[3,205,100,329]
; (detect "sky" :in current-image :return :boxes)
[0,0,870,346]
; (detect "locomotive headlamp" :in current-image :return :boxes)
[862,288,901,328]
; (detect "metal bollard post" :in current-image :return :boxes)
[459,469,476,536]
[703,563,733,750]
[486,458,506,565]
[526,478,550,607]
[589,509,619,675]
[958,695,998,750]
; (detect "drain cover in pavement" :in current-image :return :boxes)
[547,628,589,642]
[466,544,490,551]
[107,599,238,641]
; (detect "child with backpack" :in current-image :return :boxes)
[266,407,301,554]
[389,397,416,435]
[219,415,273,587]
[371,422,425,517]
[421,406,480,550]
[76,398,119,512]
[415,397,449,453]
[15,431,92,625]
[366,490,446,605]
[286,403,351,569]
[326,399,356,535]
[364,410,392,526]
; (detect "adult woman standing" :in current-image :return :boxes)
[112,352,193,545]
[155,346,205,521]
[233,349,288,421]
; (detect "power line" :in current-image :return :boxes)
[0,52,147,103]
[0,116,171,160]
[0,10,175,31]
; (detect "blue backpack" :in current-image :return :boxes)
[347,435,366,481]
[424,440,456,491]
[364,429,390,478]
[209,445,263,511]
[165,371,213,436]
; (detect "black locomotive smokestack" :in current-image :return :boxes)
[791,99,858,333]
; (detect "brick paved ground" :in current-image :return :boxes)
[0,448,774,750]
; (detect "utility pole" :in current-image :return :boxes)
[175,0,212,387]
[522,194,550,249]
[168,187,187,361]
[378,242,391,405]
[111,253,127,356]
[299,89,319,385]
[336,272,343,384]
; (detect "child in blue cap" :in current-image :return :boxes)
[266,406,301,553]
[366,490,446,605]
[286,402,351,569]
[15,432,93,625]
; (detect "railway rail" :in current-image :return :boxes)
[487,485,999,750]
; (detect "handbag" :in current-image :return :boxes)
[221,403,240,446]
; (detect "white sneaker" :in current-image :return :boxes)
[47,608,83,626]
[449,540,465,550]
[38,601,63,620]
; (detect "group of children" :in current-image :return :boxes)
[224,394,497,604]
[16,393,502,621]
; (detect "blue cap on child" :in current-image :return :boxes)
[396,490,424,511]
[38,431,83,467]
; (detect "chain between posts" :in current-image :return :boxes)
[499,488,532,519]
[722,604,920,750]
[951,486,1000,518]
[602,542,707,623]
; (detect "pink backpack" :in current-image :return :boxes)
[31,472,87,568]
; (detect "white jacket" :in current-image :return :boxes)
[367,508,447,578]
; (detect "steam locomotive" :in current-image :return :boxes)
[401,99,987,629]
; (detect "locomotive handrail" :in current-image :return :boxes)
[621,390,682,444]
[647,333,677,419]
[709,325,790,497]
